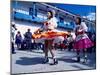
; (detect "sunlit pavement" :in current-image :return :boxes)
[11,49,96,74]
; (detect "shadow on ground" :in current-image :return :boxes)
[16,57,44,65]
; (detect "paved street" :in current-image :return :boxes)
[11,49,96,74]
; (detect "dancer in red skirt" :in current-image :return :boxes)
[33,10,69,65]
[74,17,94,63]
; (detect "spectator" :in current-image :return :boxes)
[67,35,74,51]
[11,22,17,40]
[11,22,17,54]
[24,29,32,51]
[15,31,22,49]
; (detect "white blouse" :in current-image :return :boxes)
[44,17,58,30]
[75,22,89,41]
[76,22,88,32]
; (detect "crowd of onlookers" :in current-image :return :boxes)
[11,22,45,53]
[11,23,96,54]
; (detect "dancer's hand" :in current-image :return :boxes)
[34,29,40,34]
[44,21,48,26]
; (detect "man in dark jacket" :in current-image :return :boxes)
[24,29,32,51]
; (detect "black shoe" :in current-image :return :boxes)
[83,57,87,63]
[12,52,16,54]
[43,58,49,64]
[76,57,80,62]
[50,59,58,65]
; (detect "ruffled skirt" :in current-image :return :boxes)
[32,31,69,43]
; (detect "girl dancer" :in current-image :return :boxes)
[74,17,94,63]
[33,10,69,65]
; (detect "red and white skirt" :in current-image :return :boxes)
[32,31,69,43]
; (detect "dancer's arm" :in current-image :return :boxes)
[34,28,41,34]
[34,21,47,34]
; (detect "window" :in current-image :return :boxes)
[59,17,64,23]
[37,12,47,20]
[16,9,29,15]
[37,13,43,18]
[29,8,33,16]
